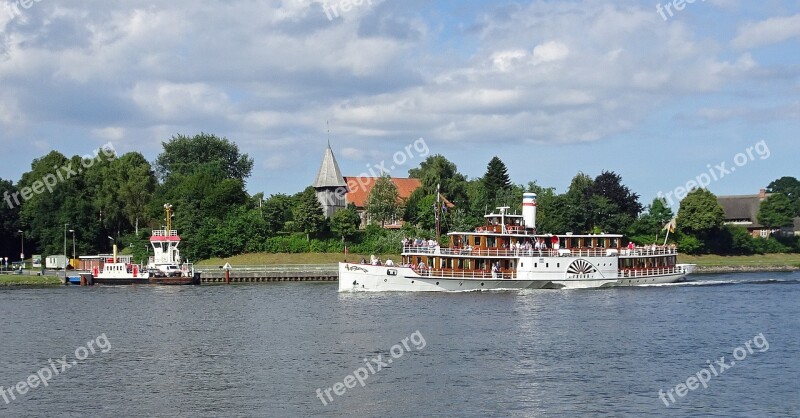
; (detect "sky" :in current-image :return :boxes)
[0,0,798,209]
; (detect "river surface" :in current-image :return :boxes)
[0,272,798,417]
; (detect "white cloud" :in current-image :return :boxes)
[92,127,125,141]
[531,41,569,65]
[732,13,800,49]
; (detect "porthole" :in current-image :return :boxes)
[411,281,415,283]
[384,279,387,282]
[436,282,439,285]
[481,283,485,286]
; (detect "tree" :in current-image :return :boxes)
[155,133,254,182]
[766,176,800,216]
[482,156,512,205]
[365,174,401,227]
[293,187,326,241]
[564,173,594,232]
[330,203,361,241]
[0,178,21,259]
[758,193,795,228]
[408,154,468,206]
[677,189,724,236]
[628,198,674,244]
[262,194,294,234]
[591,171,643,219]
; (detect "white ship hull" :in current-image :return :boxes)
[338,263,690,292]
[339,264,542,292]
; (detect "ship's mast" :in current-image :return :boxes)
[165,203,173,232]
[435,183,441,243]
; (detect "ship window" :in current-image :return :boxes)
[546,263,549,268]
[520,263,524,267]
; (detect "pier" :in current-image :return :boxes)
[197,264,338,284]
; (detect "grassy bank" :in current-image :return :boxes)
[196,252,401,266]
[0,275,62,287]
[679,253,800,268]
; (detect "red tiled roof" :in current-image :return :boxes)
[342,177,454,208]
[343,177,420,208]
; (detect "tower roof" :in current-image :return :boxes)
[313,144,346,188]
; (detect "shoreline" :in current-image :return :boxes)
[694,265,800,274]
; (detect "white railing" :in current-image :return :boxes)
[151,230,179,237]
[417,269,516,280]
[618,267,683,278]
[619,248,678,257]
[402,246,619,258]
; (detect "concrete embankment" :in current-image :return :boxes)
[196,264,338,284]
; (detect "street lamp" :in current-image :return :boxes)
[17,230,23,270]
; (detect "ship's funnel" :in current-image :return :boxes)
[523,192,537,229]
[113,244,118,263]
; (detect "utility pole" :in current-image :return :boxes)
[63,223,69,280]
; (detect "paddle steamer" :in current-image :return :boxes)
[339,193,694,292]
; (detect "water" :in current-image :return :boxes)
[1,272,798,417]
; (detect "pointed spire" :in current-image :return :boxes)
[313,140,346,188]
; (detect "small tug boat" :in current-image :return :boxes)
[82,204,199,286]
[339,193,695,292]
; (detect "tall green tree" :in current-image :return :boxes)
[766,176,800,216]
[758,193,795,228]
[628,198,674,244]
[408,154,468,205]
[155,133,254,182]
[591,171,643,219]
[365,174,401,227]
[564,173,594,232]
[677,189,724,236]
[293,187,326,241]
[0,178,21,259]
[262,193,294,234]
[330,203,361,242]
[482,156,512,205]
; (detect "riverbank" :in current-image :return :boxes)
[0,274,62,287]
[679,253,800,273]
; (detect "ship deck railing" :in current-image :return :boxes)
[619,248,678,257]
[151,230,179,237]
[416,268,516,280]
[403,246,623,258]
[618,267,684,278]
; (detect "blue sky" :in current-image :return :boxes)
[0,0,798,208]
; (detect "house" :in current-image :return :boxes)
[313,144,452,228]
[717,189,777,238]
[341,176,424,228]
[783,217,800,237]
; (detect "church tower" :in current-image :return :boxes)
[313,142,347,218]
